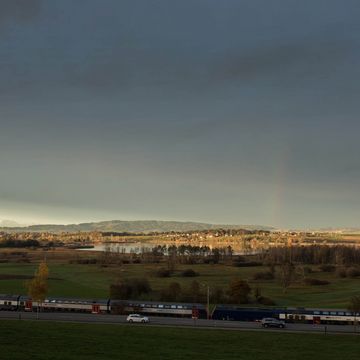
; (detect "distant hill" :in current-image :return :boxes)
[0,219,27,228]
[0,220,274,233]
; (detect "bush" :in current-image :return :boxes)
[303,266,313,274]
[337,268,347,278]
[257,296,276,306]
[253,271,274,280]
[110,277,151,299]
[232,261,262,267]
[181,269,198,277]
[346,267,360,278]
[155,268,172,277]
[304,278,330,286]
[319,264,336,272]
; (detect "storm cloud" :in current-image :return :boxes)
[0,0,360,228]
[0,0,42,24]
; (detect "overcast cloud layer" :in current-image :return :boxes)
[0,0,359,228]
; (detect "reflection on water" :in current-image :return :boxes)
[77,241,257,255]
[78,242,155,254]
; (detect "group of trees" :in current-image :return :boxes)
[0,239,40,248]
[261,245,360,266]
[109,277,265,305]
[88,244,236,267]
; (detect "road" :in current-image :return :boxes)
[0,311,359,335]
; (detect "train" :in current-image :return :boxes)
[0,294,207,318]
[1,294,358,325]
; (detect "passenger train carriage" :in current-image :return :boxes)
[110,300,207,318]
[0,294,358,324]
[211,305,360,325]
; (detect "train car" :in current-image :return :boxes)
[18,295,40,311]
[279,308,360,325]
[211,305,283,321]
[110,300,207,318]
[41,297,110,314]
[0,294,20,311]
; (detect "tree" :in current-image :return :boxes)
[161,282,182,301]
[279,261,294,293]
[168,282,181,301]
[188,280,201,302]
[228,278,251,304]
[348,295,360,332]
[27,261,49,317]
[110,278,151,299]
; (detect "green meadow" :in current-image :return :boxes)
[0,320,359,360]
[0,261,359,308]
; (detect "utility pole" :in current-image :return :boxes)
[201,283,210,319]
[207,284,210,320]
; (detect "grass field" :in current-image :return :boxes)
[0,320,359,360]
[0,260,359,308]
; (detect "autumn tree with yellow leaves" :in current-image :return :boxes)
[27,261,49,316]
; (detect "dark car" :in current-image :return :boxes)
[261,318,285,328]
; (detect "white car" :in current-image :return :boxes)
[126,314,149,323]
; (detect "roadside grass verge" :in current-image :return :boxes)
[0,320,359,360]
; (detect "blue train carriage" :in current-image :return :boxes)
[0,294,20,311]
[279,308,360,325]
[110,300,207,318]
[211,305,283,322]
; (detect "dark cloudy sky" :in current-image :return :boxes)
[1,0,360,228]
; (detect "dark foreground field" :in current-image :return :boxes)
[0,320,359,360]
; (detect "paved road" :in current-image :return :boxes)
[0,311,359,335]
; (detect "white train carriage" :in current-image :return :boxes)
[110,300,207,318]
[41,297,109,314]
[279,308,360,325]
[0,294,20,311]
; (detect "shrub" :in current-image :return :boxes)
[304,278,330,286]
[303,266,313,274]
[160,282,182,301]
[319,264,336,272]
[155,268,172,277]
[253,271,274,280]
[257,296,276,306]
[346,267,360,278]
[110,277,151,299]
[337,268,346,278]
[228,279,252,304]
[181,269,198,277]
[232,261,262,267]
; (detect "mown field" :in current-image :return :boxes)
[0,320,359,360]
[0,259,359,308]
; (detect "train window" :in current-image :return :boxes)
[346,312,352,316]
[338,312,344,316]
[145,304,151,308]
[330,312,337,315]
[158,305,164,308]
[177,306,183,309]
[171,305,176,309]
[322,312,329,315]
[152,305,157,308]
[314,311,320,315]
[164,305,170,309]
[140,304,145,307]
